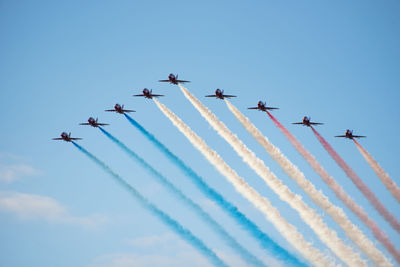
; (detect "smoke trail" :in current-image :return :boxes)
[71,142,228,267]
[154,99,332,267]
[311,128,400,235]
[123,114,305,267]
[264,111,397,266]
[178,85,365,267]
[98,127,265,267]
[353,139,400,204]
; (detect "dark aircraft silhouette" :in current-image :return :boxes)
[80,117,109,127]
[134,88,164,99]
[248,101,279,111]
[292,116,323,127]
[52,132,82,142]
[335,129,366,139]
[205,89,236,100]
[105,104,135,114]
[159,73,190,85]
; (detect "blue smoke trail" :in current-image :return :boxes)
[124,114,305,267]
[99,127,266,267]
[71,141,228,267]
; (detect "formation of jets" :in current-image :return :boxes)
[53,74,367,142]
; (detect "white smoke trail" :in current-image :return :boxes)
[153,99,332,267]
[178,85,365,267]
[354,139,400,204]
[225,100,393,266]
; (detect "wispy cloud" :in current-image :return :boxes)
[97,233,277,267]
[127,233,183,248]
[91,233,211,267]
[0,164,41,183]
[0,191,106,228]
[0,153,27,161]
[89,251,211,267]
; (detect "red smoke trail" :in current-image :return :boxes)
[311,127,400,234]
[353,139,400,204]
[266,111,400,264]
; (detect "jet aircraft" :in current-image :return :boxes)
[292,116,323,127]
[335,129,366,139]
[248,101,279,111]
[52,132,82,142]
[159,73,190,85]
[80,117,109,127]
[134,88,164,99]
[205,89,236,100]
[105,104,135,114]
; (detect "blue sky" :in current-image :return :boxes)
[1,1,399,266]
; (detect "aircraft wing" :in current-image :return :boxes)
[133,94,145,97]
[150,94,164,97]
[353,135,366,138]
[52,138,63,140]
[70,138,82,140]
[266,107,279,110]
[335,135,347,138]
[122,109,135,113]
[223,95,237,98]
[97,123,109,126]
[292,122,303,125]
[205,95,217,97]
[247,107,259,110]
[158,80,170,82]
[105,109,116,112]
[79,123,90,125]
[176,80,190,83]
[310,122,323,125]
